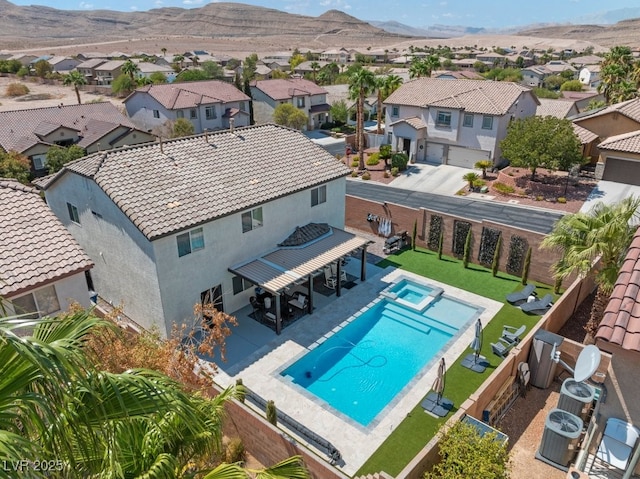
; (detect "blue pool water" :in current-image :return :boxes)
[389,279,433,305]
[281,281,481,426]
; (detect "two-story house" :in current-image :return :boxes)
[94,60,125,86]
[521,65,553,88]
[0,103,154,177]
[250,78,330,130]
[384,78,539,167]
[34,124,363,336]
[578,65,601,88]
[319,48,350,64]
[124,80,250,134]
[75,58,108,85]
[0,179,93,321]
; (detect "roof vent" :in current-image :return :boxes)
[229,117,235,133]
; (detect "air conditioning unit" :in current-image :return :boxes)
[557,378,595,421]
[537,408,583,468]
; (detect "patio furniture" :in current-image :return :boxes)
[288,293,308,311]
[506,284,536,304]
[520,293,553,314]
[501,324,526,344]
[491,337,516,358]
[249,296,265,320]
[324,268,337,289]
[591,417,640,473]
[330,262,347,283]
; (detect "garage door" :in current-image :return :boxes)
[447,146,491,169]
[603,158,640,186]
[426,142,445,163]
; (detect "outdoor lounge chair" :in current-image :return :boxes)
[592,417,640,472]
[324,268,337,289]
[491,337,516,358]
[520,293,553,314]
[501,324,526,344]
[506,284,536,304]
[330,263,347,283]
[288,293,308,311]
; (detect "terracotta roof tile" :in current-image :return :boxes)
[598,129,640,154]
[127,80,249,110]
[0,179,93,297]
[536,99,577,119]
[384,78,534,115]
[36,124,351,241]
[251,78,328,101]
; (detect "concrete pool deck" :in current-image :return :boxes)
[211,264,503,476]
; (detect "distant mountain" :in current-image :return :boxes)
[574,8,640,25]
[369,20,527,38]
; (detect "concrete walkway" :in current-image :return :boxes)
[389,163,469,196]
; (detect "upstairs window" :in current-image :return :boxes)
[153,110,160,119]
[176,110,184,118]
[311,185,327,206]
[463,113,474,128]
[205,106,217,120]
[482,115,494,130]
[190,109,198,119]
[296,97,305,108]
[67,202,80,224]
[392,106,399,117]
[177,227,205,257]
[242,207,263,233]
[12,285,60,319]
[436,111,451,128]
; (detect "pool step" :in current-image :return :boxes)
[384,301,458,335]
[382,310,431,335]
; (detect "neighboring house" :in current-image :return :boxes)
[8,54,38,66]
[124,80,250,134]
[594,130,640,185]
[250,78,331,130]
[134,61,177,83]
[76,58,108,85]
[0,179,93,320]
[535,98,580,119]
[350,48,397,63]
[94,60,125,86]
[578,64,601,88]
[293,60,330,76]
[0,103,155,176]
[34,124,361,336]
[47,56,81,73]
[521,65,552,88]
[572,98,640,164]
[544,60,577,76]
[324,84,377,126]
[561,90,605,112]
[319,48,350,64]
[450,58,480,70]
[434,70,483,80]
[570,55,603,69]
[474,52,507,67]
[384,78,539,167]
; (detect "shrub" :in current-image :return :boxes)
[535,195,544,201]
[472,178,485,189]
[331,127,341,133]
[391,152,409,171]
[266,400,277,426]
[492,182,515,195]
[5,82,29,96]
[235,378,245,403]
[506,235,527,275]
[225,437,245,463]
[366,152,380,165]
[383,170,390,178]
[351,156,360,167]
[391,167,399,176]
[362,171,371,180]
[557,197,567,203]
[351,170,358,177]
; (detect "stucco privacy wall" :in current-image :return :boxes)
[345,195,560,285]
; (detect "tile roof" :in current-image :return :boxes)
[598,129,640,154]
[36,124,351,240]
[574,98,640,124]
[0,179,93,297]
[390,116,427,130]
[76,58,108,69]
[597,228,640,352]
[94,60,124,71]
[278,223,330,247]
[251,78,328,101]
[572,124,599,144]
[127,80,249,110]
[384,78,533,115]
[0,103,138,154]
[536,98,577,119]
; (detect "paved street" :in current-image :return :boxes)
[346,181,565,234]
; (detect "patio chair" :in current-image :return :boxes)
[324,268,337,289]
[249,296,264,320]
[491,337,516,358]
[591,417,640,472]
[506,284,536,304]
[501,324,526,344]
[288,293,308,311]
[330,263,347,283]
[520,293,553,314]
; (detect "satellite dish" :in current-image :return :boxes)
[574,345,601,383]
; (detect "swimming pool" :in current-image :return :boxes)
[280,278,482,426]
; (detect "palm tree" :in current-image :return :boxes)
[424,54,441,76]
[409,58,429,79]
[121,59,139,81]
[172,54,185,71]
[161,47,167,57]
[375,74,403,134]
[541,196,640,340]
[63,71,87,104]
[310,61,320,83]
[474,160,493,179]
[463,172,479,191]
[348,67,376,170]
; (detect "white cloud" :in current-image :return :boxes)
[79,1,94,8]
[130,5,138,10]
[154,0,163,6]
[318,0,351,10]
[183,0,203,5]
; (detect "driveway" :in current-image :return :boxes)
[580,180,640,213]
[389,163,468,196]
[304,130,346,157]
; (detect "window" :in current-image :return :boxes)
[239,101,246,111]
[176,110,184,118]
[482,115,494,130]
[67,202,80,224]
[296,97,305,108]
[32,154,47,170]
[232,275,253,295]
[12,285,60,319]
[176,227,204,257]
[153,110,160,119]
[436,111,451,128]
[205,106,217,120]
[242,207,263,233]
[463,113,474,127]
[311,185,327,206]
[392,106,399,117]
[190,109,197,119]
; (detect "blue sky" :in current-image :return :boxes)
[8,0,640,28]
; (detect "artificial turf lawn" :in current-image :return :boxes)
[354,247,554,477]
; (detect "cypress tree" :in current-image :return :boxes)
[438,231,444,260]
[522,246,532,285]
[235,378,245,403]
[492,235,502,277]
[463,229,472,268]
[412,219,418,251]
[266,400,277,426]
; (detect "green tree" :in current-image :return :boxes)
[176,69,209,82]
[149,71,167,84]
[438,230,444,260]
[500,116,582,179]
[310,61,320,82]
[409,55,440,79]
[273,102,308,130]
[111,73,136,96]
[541,196,640,338]
[45,144,85,173]
[171,117,195,138]
[560,79,583,91]
[63,70,87,105]
[172,54,185,71]
[348,67,376,169]
[425,421,510,479]
[463,229,472,268]
[532,87,561,99]
[585,99,606,111]
[412,219,418,251]
[543,75,565,90]
[598,45,637,104]
[375,74,403,133]
[330,99,348,125]
[266,400,277,426]
[463,172,480,190]
[474,160,493,179]
[289,54,306,69]
[121,59,139,80]
[0,150,30,184]
[473,60,488,73]
[201,60,224,80]
[34,59,52,78]
[492,235,502,277]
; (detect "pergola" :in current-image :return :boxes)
[228,223,371,334]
